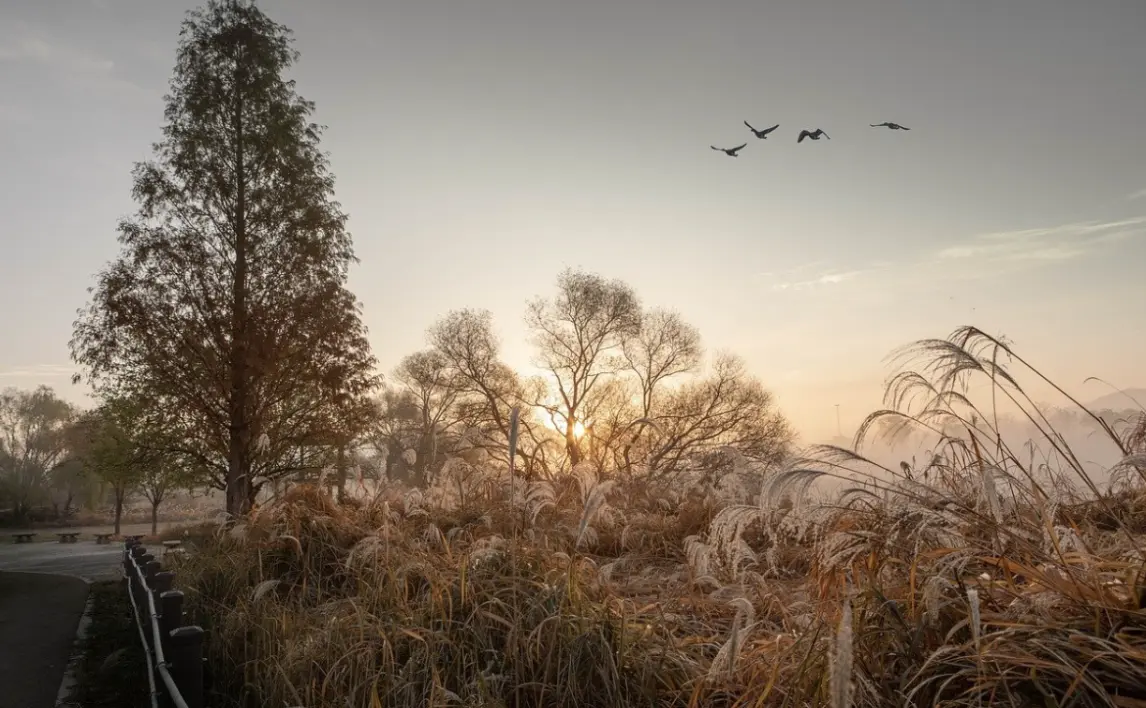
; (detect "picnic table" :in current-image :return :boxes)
[55,532,81,544]
[94,533,114,545]
[12,532,37,544]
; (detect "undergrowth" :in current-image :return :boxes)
[66,580,150,708]
[174,327,1146,708]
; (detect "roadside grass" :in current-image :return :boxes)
[66,580,150,708]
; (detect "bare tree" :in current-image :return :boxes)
[140,466,179,535]
[0,387,77,523]
[576,376,640,477]
[526,269,641,465]
[645,353,794,476]
[369,387,422,484]
[392,349,463,485]
[623,309,703,418]
[428,309,548,475]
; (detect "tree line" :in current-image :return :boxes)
[56,0,793,520]
[0,385,194,532]
[374,270,794,488]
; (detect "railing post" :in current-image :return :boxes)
[158,590,184,708]
[145,560,162,586]
[168,626,205,708]
[158,589,184,656]
[152,569,174,653]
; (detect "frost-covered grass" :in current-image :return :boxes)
[173,327,1146,707]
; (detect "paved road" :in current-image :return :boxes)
[0,571,90,708]
[0,542,123,581]
[3,520,188,540]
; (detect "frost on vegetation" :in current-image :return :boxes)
[468,534,507,569]
[922,574,953,624]
[522,480,557,525]
[423,457,500,510]
[708,597,756,680]
[575,480,615,548]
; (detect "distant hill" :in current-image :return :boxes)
[1087,388,1146,412]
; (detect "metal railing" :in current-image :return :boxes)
[123,539,205,708]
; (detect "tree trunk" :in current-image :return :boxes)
[565,419,582,466]
[113,491,124,536]
[226,59,251,520]
[150,500,159,535]
[335,441,347,501]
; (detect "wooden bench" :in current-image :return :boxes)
[94,533,114,545]
[162,539,183,549]
[12,532,37,544]
[125,534,144,544]
[55,532,81,544]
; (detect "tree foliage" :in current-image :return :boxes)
[70,0,378,516]
[0,386,77,521]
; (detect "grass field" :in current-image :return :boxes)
[168,327,1146,708]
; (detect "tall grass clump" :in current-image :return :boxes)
[175,326,1146,707]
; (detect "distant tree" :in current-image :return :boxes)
[70,0,378,517]
[527,269,641,465]
[78,397,159,535]
[623,309,703,418]
[392,350,463,485]
[644,353,794,477]
[0,386,77,523]
[323,394,383,501]
[368,387,422,484]
[139,465,183,535]
[48,457,96,519]
[428,309,548,475]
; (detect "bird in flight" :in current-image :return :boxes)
[711,143,748,157]
[870,122,910,130]
[744,121,780,139]
[797,129,830,143]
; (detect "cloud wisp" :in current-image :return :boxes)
[937,217,1146,264]
[763,215,1146,295]
[0,364,78,381]
[0,25,145,96]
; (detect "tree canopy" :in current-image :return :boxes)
[70,0,378,516]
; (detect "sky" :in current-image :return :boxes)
[1,0,1145,443]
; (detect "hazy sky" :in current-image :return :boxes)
[2,0,1144,442]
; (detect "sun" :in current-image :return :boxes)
[572,420,587,439]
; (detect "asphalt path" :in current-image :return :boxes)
[0,572,91,708]
[0,540,123,581]
[0,539,128,707]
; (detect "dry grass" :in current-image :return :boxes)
[173,327,1146,708]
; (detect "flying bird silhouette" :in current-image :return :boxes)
[744,121,780,139]
[797,129,830,143]
[870,122,910,130]
[711,143,748,157]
